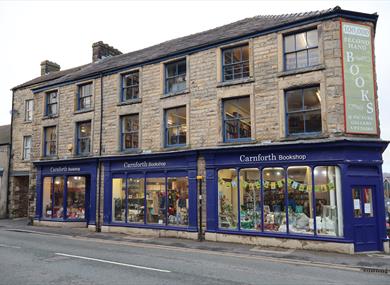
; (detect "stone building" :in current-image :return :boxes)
[0,124,10,218]
[9,7,388,253]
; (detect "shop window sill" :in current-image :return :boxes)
[280,133,329,142]
[217,77,254,88]
[277,64,325,78]
[74,108,94,115]
[117,98,142,106]
[161,89,190,99]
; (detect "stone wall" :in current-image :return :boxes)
[0,144,9,218]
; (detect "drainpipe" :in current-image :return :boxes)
[6,90,15,218]
[96,73,104,232]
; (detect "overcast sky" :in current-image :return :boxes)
[0,0,389,171]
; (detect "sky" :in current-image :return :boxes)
[0,0,389,171]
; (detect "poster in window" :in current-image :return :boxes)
[341,21,378,134]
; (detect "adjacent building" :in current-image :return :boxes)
[9,7,388,253]
[0,124,10,218]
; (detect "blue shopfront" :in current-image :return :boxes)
[202,139,388,252]
[34,158,98,226]
[102,151,198,232]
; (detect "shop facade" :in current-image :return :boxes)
[34,159,98,226]
[202,139,388,252]
[101,151,198,234]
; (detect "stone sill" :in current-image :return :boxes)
[279,133,329,142]
[161,145,191,152]
[117,98,142,106]
[42,115,59,120]
[22,121,32,124]
[120,148,142,155]
[217,139,257,146]
[217,78,254,88]
[277,64,325,78]
[161,89,190,99]
[74,108,94,115]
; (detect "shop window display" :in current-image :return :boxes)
[239,168,261,230]
[314,166,343,236]
[127,178,145,223]
[263,168,286,232]
[112,178,126,222]
[167,177,189,226]
[53,177,64,218]
[42,177,53,218]
[218,169,238,229]
[67,176,86,219]
[287,166,313,235]
[146,178,166,225]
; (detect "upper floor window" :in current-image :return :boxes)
[23,136,32,160]
[121,114,139,150]
[76,121,91,155]
[285,86,321,135]
[44,126,57,157]
[77,83,92,110]
[165,59,186,94]
[284,29,319,71]
[222,45,249,81]
[24,99,33,122]
[165,106,186,147]
[223,96,251,142]
[45,91,58,116]
[121,71,139,101]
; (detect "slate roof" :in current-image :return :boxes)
[13,6,378,92]
[0,125,11,145]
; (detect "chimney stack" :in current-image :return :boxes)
[40,60,61,75]
[92,41,122,62]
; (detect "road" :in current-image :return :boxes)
[0,227,389,285]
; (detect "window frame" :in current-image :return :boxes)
[222,44,250,82]
[164,59,187,94]
[283,29,319,71]
[222,96,252,142]
[76,120,92,156]
[285,86,322,136]
[24,99,34,122]
[120,114,139,151]
[43,126,57,157]
[23,135,32,161]
[164,106,187,147]
[45,91,58,117]
[77,83,93,111]
[121,71,140,102]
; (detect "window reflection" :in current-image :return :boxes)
[239,168,261,230]
[43,177,52,218]
[112,178,126,222]
[146,178,166,225]
[53,177,64,218]
[127,178,145,223]
[168,177,189,226]
[218,169,238,229]
[67,176,86,219]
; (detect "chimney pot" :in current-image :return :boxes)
[92,41,122,62]
[40,60,60,76]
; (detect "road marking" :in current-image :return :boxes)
[55,253,171,273]
[0,243,21,249]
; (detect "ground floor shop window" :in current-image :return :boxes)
[217,165,343,237]
[42,176,86,220]
[111,175,189,227]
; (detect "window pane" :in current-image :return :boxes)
[124,86,139,100]
[224,97,251,140]
[307,30,318,48]
[218,169,238,229]
[167,177,189,226]
[43,177,52,218]
[308,48,320,66]
[296,50,308,69]
[80,96,91,109]
[363,187,373,217]
[285,53,296,70]
[166,63,176,77]
[178,125,187,144]
[233,48,241,63]
[67,176,86,219]
[177,60,186,75]
[241,46,249,61]
[295,32,307,50]
[124,133,138,149]
[165,107,186,146]
[315,166,343,237]
[223,50,232,65]
[242,62,250,78]
[239,169,261,231]
[146,178,166,225]
[287,166,313,235]
[53,177,64,218]
[263,168,285,232]
[239,118,251,139]
[284,35,295,53]
[303,87,320,110]
[223,65,233,81]
[288,114,305,134]
[112,178,126,222]
[305,112,322,133]
[286,90,302,112]
[48,103,57,116]
[352,187,362,217]
[127,178,145,223]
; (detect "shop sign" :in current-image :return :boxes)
[341,21,378,134]
[239,153,307,163]
[123,161,167,169]
[49,166,81,173]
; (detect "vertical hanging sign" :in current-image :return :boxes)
[341,21,378,134]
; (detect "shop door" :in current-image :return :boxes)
[351,186,381,252]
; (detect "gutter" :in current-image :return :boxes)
[6,91,15,218]
[30,8,378,94]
